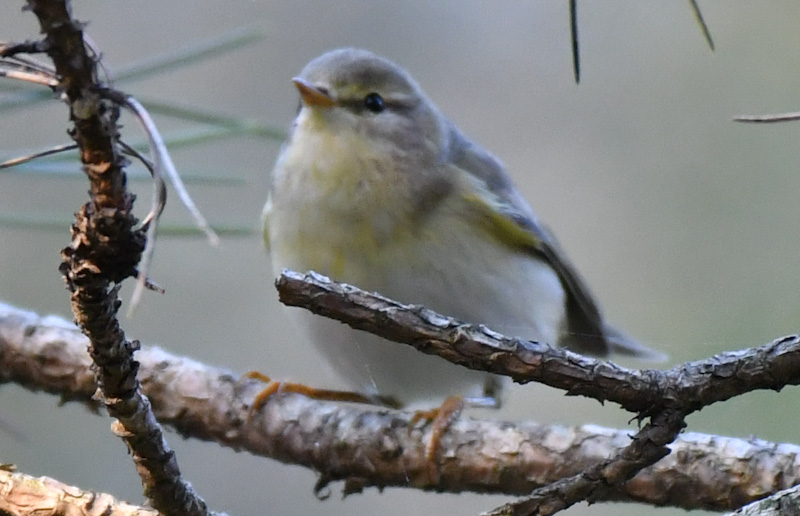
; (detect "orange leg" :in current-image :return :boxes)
[409,395,465,464]
[245,371,401,412]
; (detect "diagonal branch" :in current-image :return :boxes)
[484,409,685,516]
[276,270,800,416]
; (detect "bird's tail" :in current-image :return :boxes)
[603,324,668,362]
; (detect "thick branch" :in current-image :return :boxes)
[0,468,157,516]
[1,301,798,512]
[729,484,800,516]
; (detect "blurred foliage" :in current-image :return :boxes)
[0,26,284,237]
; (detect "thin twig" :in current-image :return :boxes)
[0,143,77,169]
[0,66,58,86]
[735,111,800,123]
[3,53,56,75]
[118,139,167,227]
[569,0,579,83]
[1,40,59,87]
[688,0,715,51]
[101,89,219,315]
[109,90,219,245]
[0,39,49,57]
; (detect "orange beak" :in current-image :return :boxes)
[293,77,335,108]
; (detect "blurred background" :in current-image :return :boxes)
[1,1,799,515]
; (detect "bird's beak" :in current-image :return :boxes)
[293,77,335,108]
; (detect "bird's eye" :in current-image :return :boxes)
[364,92,385,113]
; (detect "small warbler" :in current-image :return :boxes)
[264,48,664,409]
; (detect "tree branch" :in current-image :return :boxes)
[729,484,800,516]
[276,271,800,415]
[275,269,800,513]
[484,409,685,516]
[22,1,217,514]
[0,467,157,516]
[1,301,798,512]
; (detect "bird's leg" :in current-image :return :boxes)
[409,375,502,477]
[409,395,466,465]
[245,371,402,412]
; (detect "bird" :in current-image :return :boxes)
[262,48,664,418]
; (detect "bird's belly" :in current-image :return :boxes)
[269,211,566,407]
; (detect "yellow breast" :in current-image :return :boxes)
[265,114,420,281]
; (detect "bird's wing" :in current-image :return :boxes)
[447,125,663,359]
